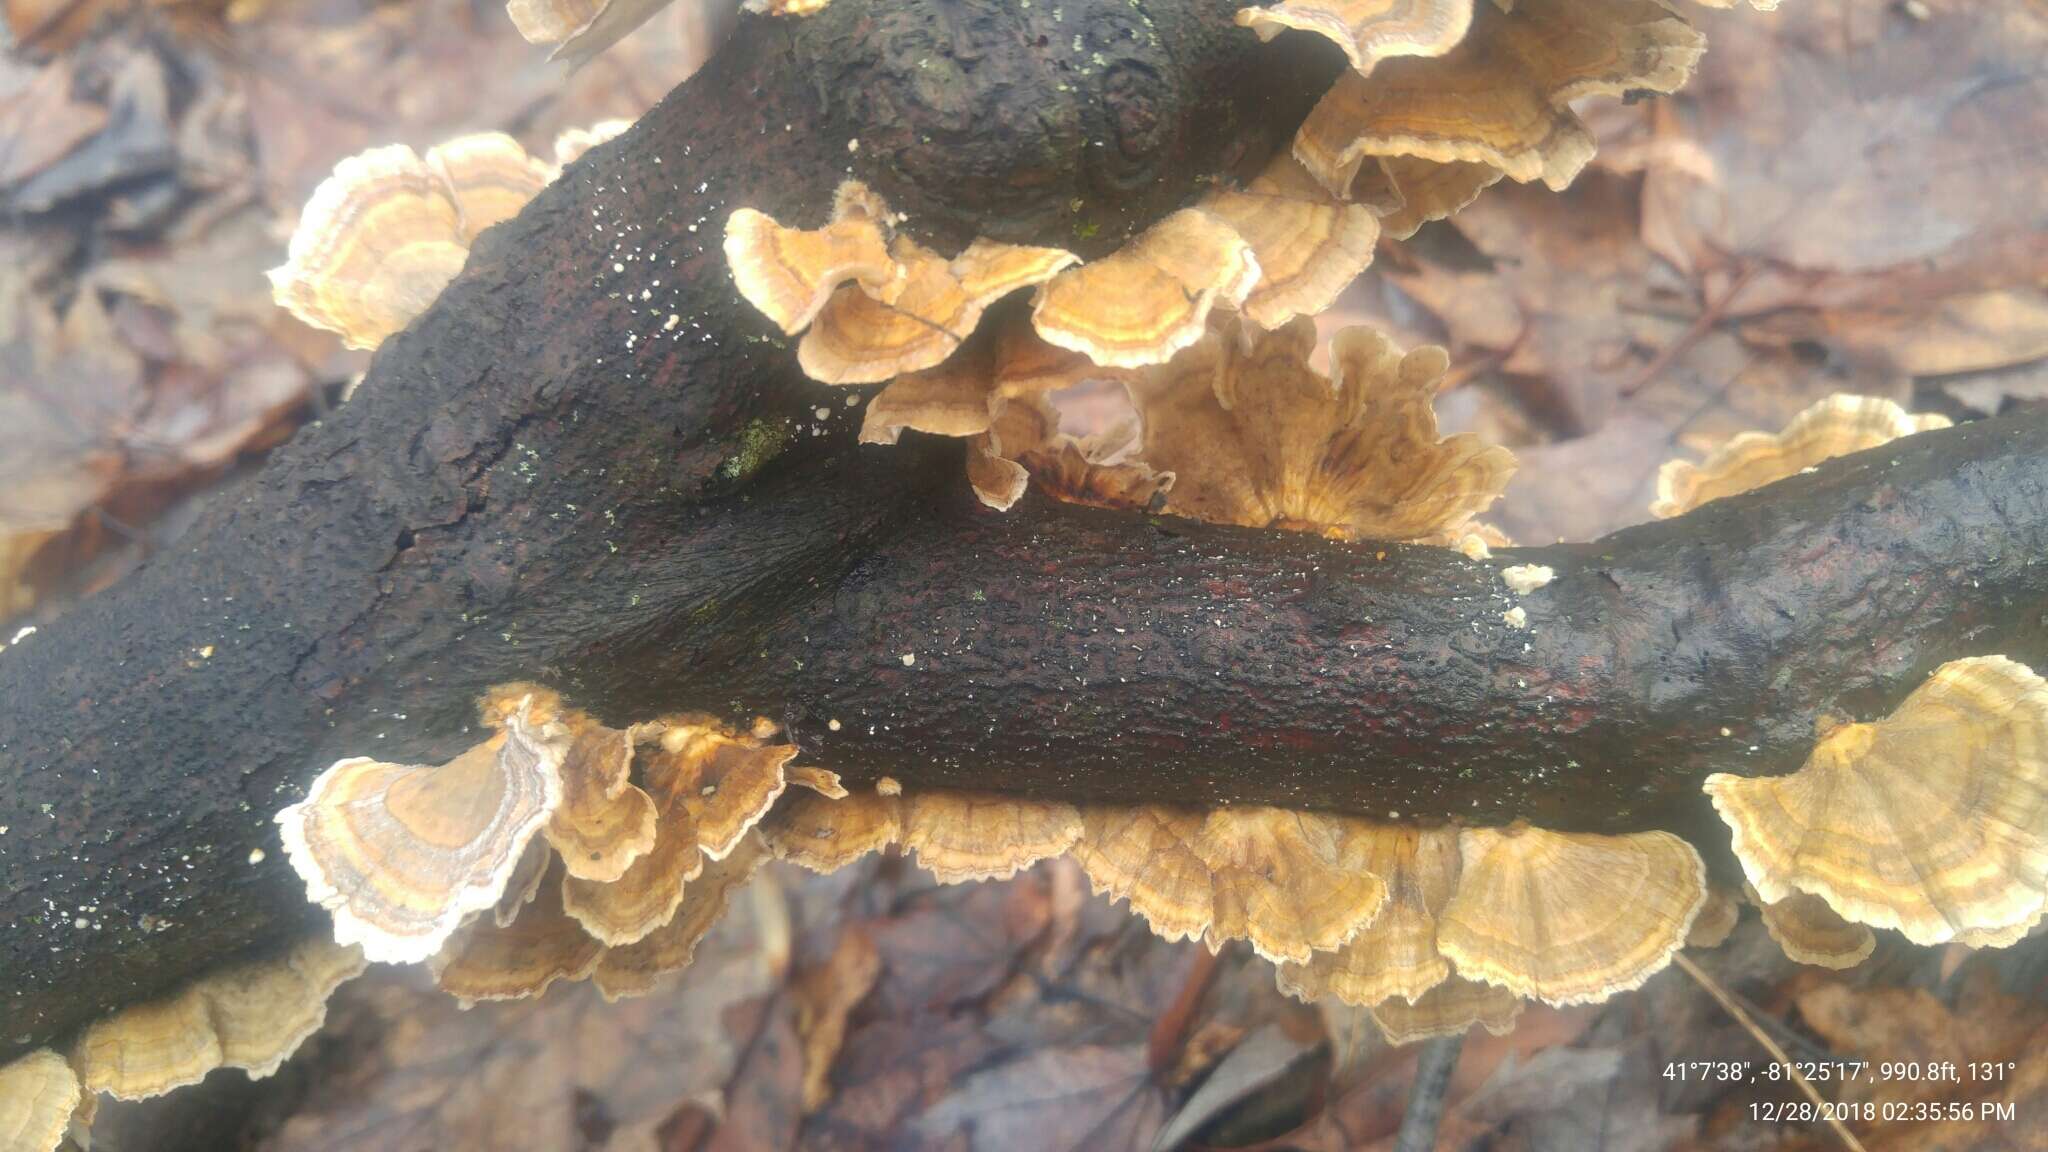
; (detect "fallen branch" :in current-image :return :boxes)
[3,0,2044,1065]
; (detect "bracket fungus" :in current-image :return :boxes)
[1436,825,1707,1006]
[545,720,659,884]
[274,703,569,965]
[1705,656,2048,947]
[1274,826,1460,1008]
[268,135,552,351]
[1751,887,1877,971]
[1368,976,1523,1045]
[505,0,689,63]
[1293,0,1703,196]
[1235,0,1475,78]
[1031,210,1260,369]
[433,860,607,1004]
[0,1050,78,1152]
[1652,394,1955,518]
[1070,805,1390,964]
[1131,319,1514,541]
[1193,154,1381,330]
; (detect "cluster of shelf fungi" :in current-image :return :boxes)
[7,0,2046,1148]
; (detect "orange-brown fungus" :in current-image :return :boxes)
[1706,656,2048,946]
[1072,804,1388,963]
[0,1050,80,1152]
[1236,0,1474,77]
[1752,887,1876,970]
[1032,210,1258,369]
[1293,0,1702,196]
[1131,319,1513,541]
[275,702,567,964]
[1195,154,1380,329]
[1652,394,1953,517]
[269,135,550,350]
[1275,826,1459,1007]
[1437,825,1706,1005]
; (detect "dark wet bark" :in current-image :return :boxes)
[0,0,1341,1056]
[0,0,2039,1065]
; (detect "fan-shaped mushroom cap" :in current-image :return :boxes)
[506,0,678,62]
[759,791,903,873]
[980,391,1174,514]
[1651,394,1953,518]
[275,708,568,965]
[544,721,658,883]
[1072,805,1389,963]
[433,860,605,1003]
[1361,156,1505,240]
[1437,825,1707,1006]
[190,938,366,1079]
[593,834,769,1001]
[73,987,221,1101]
[649,715,798,860]
[1133,320,1513,541]
[1275,825,1459,1007]
[268,136,551,351]
[561,761,706,948]
[1751,887,1875,970]
[0,1049,79,1152]
[1236,0,1474,77]
[1294,0,1702,195]
[1369,976,1522,1045]
[859,354,1000,446]
[1195,155,1380,329]
[1685,887,1740,949]
[898,792,1083,883]
[786,765,848,799]
[552,119,632,168]
[724,193,896,335]
[801,236,1077,384]
[425,133,555,242]
[1033,210,1260,369]
[1956,907,2046,949]
[1704,656,2048,946]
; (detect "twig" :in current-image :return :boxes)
[1673,953,1869,1152]
[1393,1033,1465,1152]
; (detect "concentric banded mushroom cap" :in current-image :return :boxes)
[1652,394,1953,517]
[593,833,769,1001]
[800,236,1075,385]
[898,792,1083,883]
[433,860,606,1003]
[544,720,658,883]
[275,708,568,964]
[268,136,551,351]
[506,0,681,63]
[0,1049,79,1152]
[1293,0,1703,195]
[191,938,367,1079]
[1363,156,1505,240]
[758,790,903,873]
[1685,887,1740,950]
[1032,210,1260,369]
[1235,0,1475,77]
[1751,887,1875,970]
[975,390,1173,514]
[1368,976,1522,1045]
[1194,154,1380,329]
[1276,825,1459,1007]
[650,716,798,860]
[724,190,897,335]
[1072,804,1389,963]
[72,987,222,1101]
[1705,656,2048,946]
[1437,825,1707,1005]
[560,780,706,947]
[1132,320,1513,541]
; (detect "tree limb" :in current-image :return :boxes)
[2,0,2042,1064]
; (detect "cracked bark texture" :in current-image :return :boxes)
[0,0,1340,1056]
